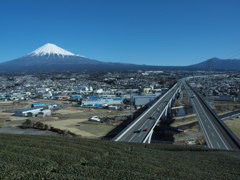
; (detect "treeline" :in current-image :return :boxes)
[21,119,77,137]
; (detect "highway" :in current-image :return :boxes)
[113,77,239,150]
[113,81,181,143]
[183,80,238,150]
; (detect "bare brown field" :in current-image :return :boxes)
[0,99,69,111]
[0,112,28,126]
[171,115,205,145]
[0,101,30,110]
[0,100,128,138]
[214,101,240,115]
[171,115,197,127]
[43,107,128,138]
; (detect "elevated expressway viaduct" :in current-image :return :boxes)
[113,78,240,150]
[183,79,240,150]
[113,82,181,143]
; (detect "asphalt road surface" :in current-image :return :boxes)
[114,82,181,143]
[183,81,232,150]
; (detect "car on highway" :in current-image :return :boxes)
[134,129,141,133]
[143,128,148,131]
[191,94,195,98]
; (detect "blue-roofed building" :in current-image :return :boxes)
[82,97,122,107]
[70,95,82,101]
[112,97,123,100]
[31,102,49,108]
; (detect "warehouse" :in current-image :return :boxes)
[14,107,43,117]
[37,109,52,117]
[82,97,122,107]
[132,95,157,107]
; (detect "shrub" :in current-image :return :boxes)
[35,121,44,130]
[21,119,33,128]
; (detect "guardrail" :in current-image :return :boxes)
[113,82,179,141]
[186,81,240,149]
[142,86,181,143]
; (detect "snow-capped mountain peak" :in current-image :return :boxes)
[28,43,78,57]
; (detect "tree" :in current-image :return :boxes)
[35,121,44,129]
[21,119,33,128]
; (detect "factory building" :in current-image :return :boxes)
[82,97,123,107]
[73,86,93,93]
[31,102,49,109]
[14,107,43,117]
[37,109,52,117]
[132,95,157,107]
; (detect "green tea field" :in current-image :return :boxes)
[0,133,239,179]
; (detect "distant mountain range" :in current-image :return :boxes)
[187,57,240,71]
[0,43,239,72]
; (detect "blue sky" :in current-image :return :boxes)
[0,0,240,66]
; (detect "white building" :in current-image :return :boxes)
[37,109,52,117]
[15,107,43,117]
[89,116,101,122]
[73,86,93,93]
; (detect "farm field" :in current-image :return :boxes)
[0,133,240,179]
[211,101,240,139]
[0,99,66,111]
[214,101,240,115]
[224,117,240,139]
[45,119,114,137]
[43,107,128,138]
[0,100,130,138]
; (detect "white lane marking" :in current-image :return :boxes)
[129,117,155,142]
[134,87,180,143]
[194,94,230,150]
[190,95,213,148]
[217,142,221,148]
[137,119,153,138]
[151,111,155,116]
[187,87,213,148]
[143,105,169,143]
[131,117,154,141]
[211,132,215,137]
[194,104,214,148]
[115,83,179,141]
[128,134,137,142]
[129,115,155,141]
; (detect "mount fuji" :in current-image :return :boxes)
[28,43,78,57]
[0,43,160,72]
[1,43,240,72]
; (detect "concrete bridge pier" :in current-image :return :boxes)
[161,108,168,120]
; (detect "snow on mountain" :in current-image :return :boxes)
[0,42,163,72]
[28,43,81,57]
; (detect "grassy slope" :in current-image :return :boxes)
[0,133,240,180]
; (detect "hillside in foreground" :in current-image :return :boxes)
[1,133,240,179]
